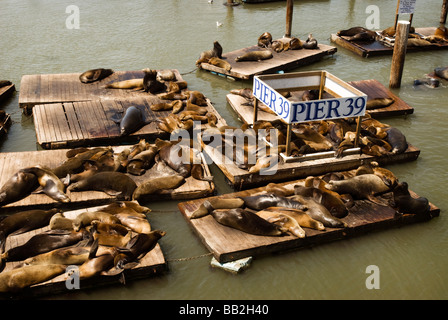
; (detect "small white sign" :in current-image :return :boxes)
[398,0,416,14]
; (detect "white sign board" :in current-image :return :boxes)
[398,0,416,14]
[253,73,366,124]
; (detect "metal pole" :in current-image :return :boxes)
[285,0,293,37]
[389,21,410,89]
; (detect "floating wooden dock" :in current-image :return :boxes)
[0,146,214,213]
[0,83,15,105]
[1,203,167,299]
[227,79,414,125]
[178,171,440,263]
[199,39,337,80]
[331,27,448,57]
[201,140,420,190]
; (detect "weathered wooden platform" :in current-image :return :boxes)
[199,39,337,80]
[0,146,214,213]
[331,27,448,57]
[1,203,167,299]
[0,84,15,104]
[201,139,420,190]
[178,171,440,263]
[227,79,414,125]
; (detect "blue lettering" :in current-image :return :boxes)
[269,90,276,110]
[304,102,313,121]
[326,99,341,118]
[313,101,326,120]
[291,103,306,122]
[253,78,260,98]
[263,85,270,105]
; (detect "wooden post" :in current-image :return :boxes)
[393,0,400,30]
[354,116,362,147]
[285,0,293,37]
[253,98,258,124]
[389,21,410,89]
[285,124,292,157]
[441,0,448,25]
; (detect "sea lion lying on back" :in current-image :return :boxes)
[79,68,114,83]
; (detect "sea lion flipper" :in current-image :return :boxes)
[102,189,123,197]
[88,239,100,259]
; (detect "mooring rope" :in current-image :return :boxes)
[180,67,198,76]
[166,252,213,263]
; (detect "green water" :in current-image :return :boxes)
[0,0,447,300]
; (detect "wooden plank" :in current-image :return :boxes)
[200,40,337,80]
[0,84,15,104]
[178,170,440,263]
[63,102,84,142]
[0,203,167,298]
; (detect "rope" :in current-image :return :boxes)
[180,67,198,76]
[166,252,213,262]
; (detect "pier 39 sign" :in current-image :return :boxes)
[252,71,367,124]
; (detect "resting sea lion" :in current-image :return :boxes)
[113,213,151,234]
[76,247,120,280]
[208,57,232,71]
[190,197,245,219]
[235,50,273,62]
[132,175,185,200]
[0,170,39,207]
[72,210,121,231]
[241,193,307,211]
[126,146,158,176]
[112,105,150,136]
[302,89,320,101]
[79,68,114,83]
[157,70,176,82]
[211,208,287,236]
[0,208,60,253]
[100,200,151,214]
[92,230,132,247]
[366,98,394,110]
[0,264,67,293]
[302,33,318,49]
[257,32,272,48]
[434,67,448,80]
[142,69,167,94]
[393,182,430,218]
[89,221,129,236]
[68,172,137,201]
[255,209,306,238]
[21,166,70,203]
[49,212,74,230]
[196,41,223,66]
[385,127,407,154]
[105,78,144,90]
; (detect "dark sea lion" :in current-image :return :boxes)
[413,78,440,88]
[208,57,232,71]
[72,210,122,231]
[301,89,320,101]
[0,229,87,271]
[302,33,318,49]
[112,105,150,136]
[385,127,408,154]
[142,68,167,94]
[289,37,302,50]
[158,144,192,177]
[0,208,60,253]
[132,175,185,200]
[0,264,67,293]
[241,193,308,211]
[114,230,166,269]
[393,182,430,218]
[257,32,272,48]
[21,166,70,203]
[67,171,137,201]
[79,68,114,83]
[0,170,39,207]
[255,209,306,238]
[434,67,448,80]
[196,41,223,66]
[235,50,273,62]
[190,197,245,219]
[211,208,287,236]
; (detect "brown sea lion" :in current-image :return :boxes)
[211,208,287,236]
[301,89,320,101]
[208,57,232,71]
[157,70,177,82]
[338,26,376,37]
[392,182,430,218]
[89,221,129,236]
[79,68,114,83]
[0,170,38,207]
[142,68,167,94]
[72,210,121,231]
[126,147,158,176]
[190,197,245,219]
[0,208,61,253]
[235,50,273,62]
[366,98,395,110]
[76,247,120,280]
[100,200,151,215]
[21,166,70,203]
[255,209,306,238]
[0,264,67,293]
[105,78,144,90]
[132,175,185,200]
[196,41,223,66]
[241,193,308,211]
[265,207,325,231]
[67,171,137,201]
[113,213,151,234]
[92,229,132,247]
[355,161,398,188]
[257,32,272,48]
[271,40,284,52]
[265,183,294,197]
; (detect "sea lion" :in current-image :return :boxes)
[100,200,151,215]
[105,78,144,90]
[132,175,185,200]
[366,98,395,110]
[355,161,398,188]
[255,209,306,238]
[241,193,308,211]
[72,210,122,231]
[0,208,61,253]
[0,170,39,207]
[49,212,74,230]
[434,67,448,80]
[114,230,166,269]
[126,146,158,176]
[158,144,192,177]
[113,213,151,234]
[235,50,273,62]
[208,57,232,71]
[326,174,391,205]
[338,26,376,37]
[157,70,176,82]
[0,229,87,271]
[210,208,287,236]
[385,127,407,154]
[142,69,167,94]
[196,41,223,66]
[21,166,70,203]
[0,264,67,293]
[79,68,114,83]
[89,220,129,236]
[190,197,245,219]
[302,33,318,49]
[302,89,320,101]
[257,32,272,48]
[265,183,294,197]
[67,172,137,201]
[413,78,440,88]
[289,37,302,50]
[271,40,284,52]
[392,182,430,218]
[92,229,132,247]
[76,247,120,280]
[264,207,326,231]
[112,105,150,136]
